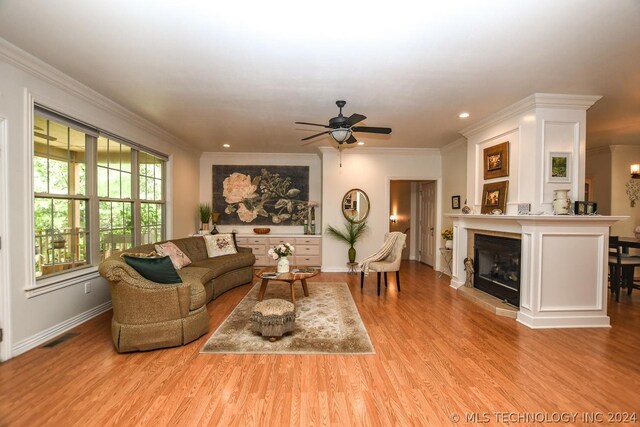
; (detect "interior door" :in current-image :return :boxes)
[419,182,436,266]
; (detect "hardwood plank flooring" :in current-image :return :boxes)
[1,261,639,426]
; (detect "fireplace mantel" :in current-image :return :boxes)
[448,214,627,328]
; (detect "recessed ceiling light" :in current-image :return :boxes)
[223,143,230,148]
[357,141,365,145]
[459,112,470,118]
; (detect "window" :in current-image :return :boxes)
[33,107,167,280]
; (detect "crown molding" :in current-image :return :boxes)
[460,93,602,138]
[608,144,640,153]
[201,151,321,159]
[0,37,199,156]
[586,145,612,155]
[440,137,467,153]
[317,146,439,156]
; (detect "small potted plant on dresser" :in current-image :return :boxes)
[442,227,454,249]
[199,203,212,232]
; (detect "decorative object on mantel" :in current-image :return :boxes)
[441,227,454,249]
[464,257,474,288]
[552,189,571,215]
[574,201,598,215]
[452,195,461,209]
[212,165,309,226]
[626,179,639,207]
[481,181,508,214]
[198,203,212,231]
[517,203,531,215]
[483,141,509,179]
[548,152,571,183]
[325,218,369,263]
[491,209,503,215]
[253,227,271,234]
[268,242,294,273]
[461,199,472,214]
[635,225,640,240]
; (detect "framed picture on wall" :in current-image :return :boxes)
[452,195,461,209]
[548,152,571,183]
[483,141,510,179]
[481,180,508,214]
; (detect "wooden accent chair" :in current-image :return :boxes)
[360,232,407,296]
[608,236,640,302]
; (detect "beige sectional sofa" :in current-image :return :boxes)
[99,235,255,352]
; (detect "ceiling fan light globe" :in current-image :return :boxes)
[331,129,351,143]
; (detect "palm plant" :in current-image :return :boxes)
[198,203,212,229]
[325,219,369,263]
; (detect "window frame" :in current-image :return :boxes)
[28,105,168,296]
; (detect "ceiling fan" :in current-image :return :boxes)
[295,100,392,145]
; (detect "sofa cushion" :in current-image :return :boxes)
[170,236,209,262]
[190,252,255,278]
[155,241,192,269]
[203,234,237,258]
[123,255,182,284]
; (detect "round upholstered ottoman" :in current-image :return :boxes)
[251,298,296,341]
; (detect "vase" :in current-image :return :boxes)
[445,240,453,249]
[348,247,356,263]
[552,189,571,215]
[277,256,290,273]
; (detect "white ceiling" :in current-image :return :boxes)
[0,0,638,153]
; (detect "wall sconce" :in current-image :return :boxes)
[631,164,640,179]
[389,215,397,224]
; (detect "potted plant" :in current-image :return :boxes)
[51,229,66,249]
[442,227,454,249]
[325,218,368,263]
[199,203,212,231]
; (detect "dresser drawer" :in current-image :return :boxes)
[235,237,249,245]
[294,256,321,266]
[246,237,266,245]
[247,244,267,254]
[296,245,320,256]
[254,255,271,266]
[295,237,321,245]
[269,237,293,245]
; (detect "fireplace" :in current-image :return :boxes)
[473,234,521,307]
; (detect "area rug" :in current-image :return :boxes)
[200,282,375,355]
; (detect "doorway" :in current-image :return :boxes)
[0,117,10,361]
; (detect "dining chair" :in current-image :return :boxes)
[608,236,640,302]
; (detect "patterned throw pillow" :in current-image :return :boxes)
[155,242,192,270]
[203,234,238,258]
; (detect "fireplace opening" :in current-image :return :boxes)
[473,234,521,307]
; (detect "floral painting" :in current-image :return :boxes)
[212,165,310,225]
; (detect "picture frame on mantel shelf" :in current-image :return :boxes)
[483,141,509,180]
[481,180,508,214]
[548,152,571,183]
[452,195,461,209]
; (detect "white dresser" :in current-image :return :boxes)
[235,234,322,267]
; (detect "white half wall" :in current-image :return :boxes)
[0,41,200,356]
[319,147,441,272]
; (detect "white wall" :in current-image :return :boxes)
[441,138,467,230]
[319,147,441,271]
[0,42,200,356]
[198,152,322,235]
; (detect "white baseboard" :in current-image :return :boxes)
[12,301,112,357]
[516,311,611,329]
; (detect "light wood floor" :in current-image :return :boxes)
[1,261,639,426]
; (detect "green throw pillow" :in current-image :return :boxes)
[123,255,183,284]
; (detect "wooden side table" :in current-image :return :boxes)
[439,248,453,278]
[255,267,318,304]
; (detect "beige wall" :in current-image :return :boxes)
[389,180,412,259]
[441,138,467,230]
[585,147,612,215]
[610,145,640,237]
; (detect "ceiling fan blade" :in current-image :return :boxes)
[301,131,331,141]
[352,126,392,134]
[345,113,367,126]
[295,121,330,128]
[346,134,357,144]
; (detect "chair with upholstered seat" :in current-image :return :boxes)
[608,236,640,302]
[359,232,407,296]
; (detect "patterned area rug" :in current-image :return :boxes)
[200,282,375,355]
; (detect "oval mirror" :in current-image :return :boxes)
[342,189,370,223]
